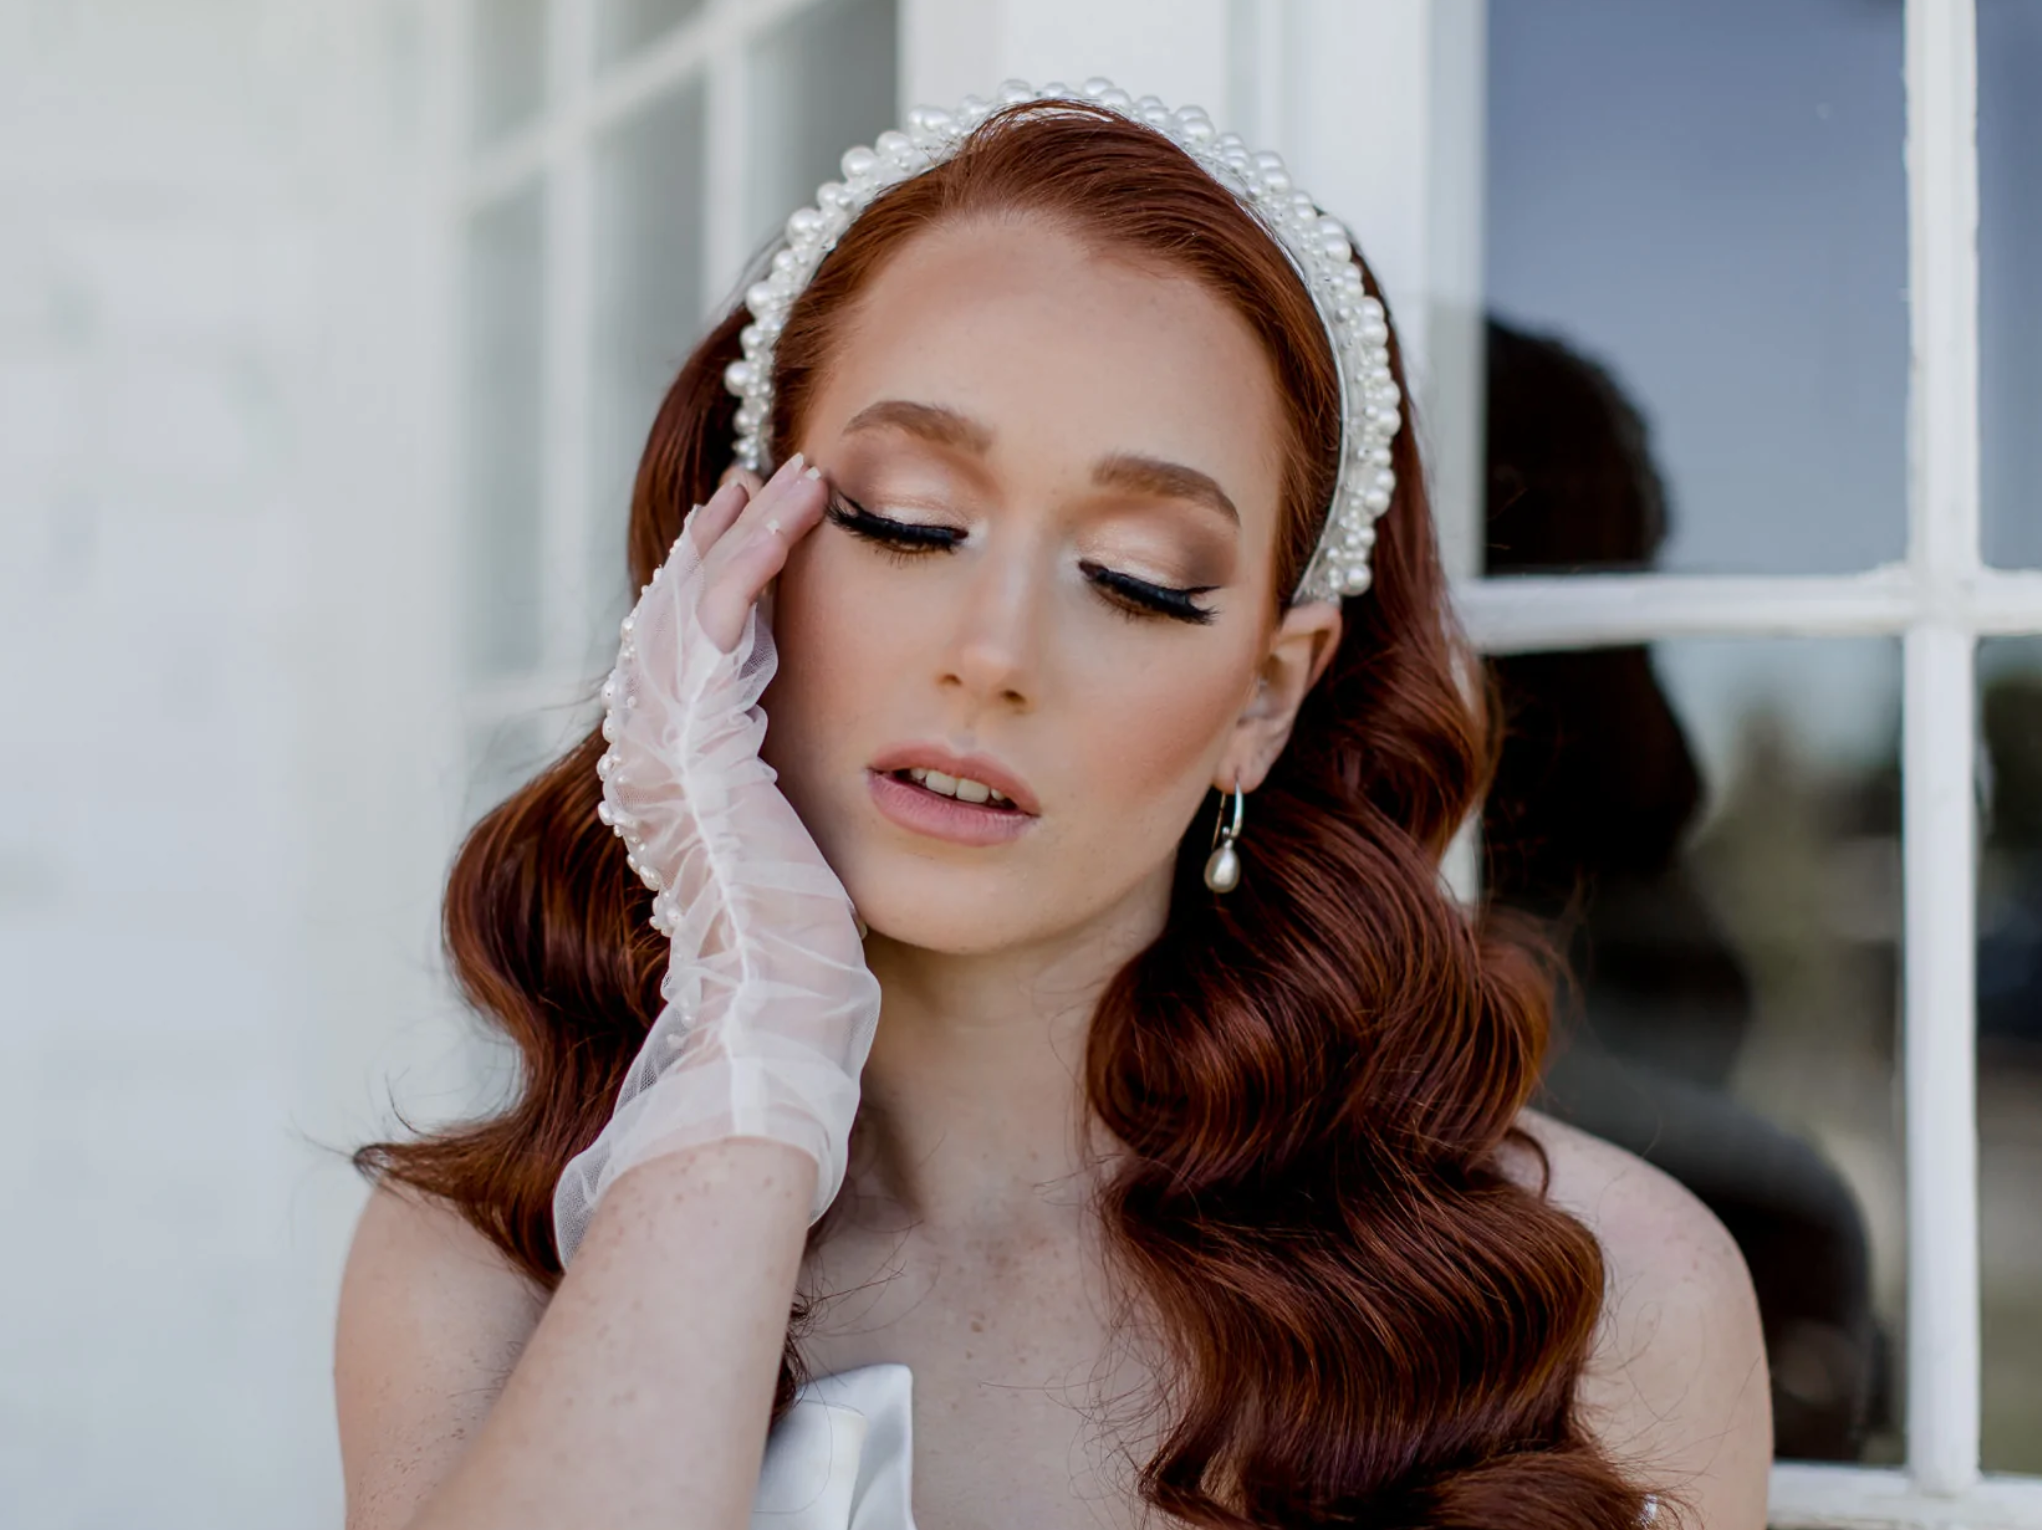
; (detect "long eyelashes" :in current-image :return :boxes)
[824,493,963,552]
[823,492,1219,626]
[1078,562,1220,625]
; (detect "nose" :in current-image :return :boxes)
[936,541,1046,712]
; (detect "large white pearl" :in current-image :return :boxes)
[1203,839,1241,894]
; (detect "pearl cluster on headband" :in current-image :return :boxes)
[723,77,1401,603]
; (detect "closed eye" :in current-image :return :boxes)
[1080,562,1219,625]
[825,492,1218,626]
[824,492,962,552]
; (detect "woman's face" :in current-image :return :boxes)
[759,213,1339,955]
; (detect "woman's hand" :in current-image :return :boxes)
[686,455,829,654]
[553,453,882,1263]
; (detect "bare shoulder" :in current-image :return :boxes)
[1502,1109,1773,1528]
[334,1180,549,1530]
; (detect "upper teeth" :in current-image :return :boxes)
[907,767,1009,805]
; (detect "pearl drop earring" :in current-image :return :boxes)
[1203,778,1246,894]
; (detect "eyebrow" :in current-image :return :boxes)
[1091,452,1239,528]
[839,398,1239,528]
[842,399,994,455]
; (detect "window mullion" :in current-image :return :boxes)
[1457,568,1918,653]
[1901,0,1983,1497]
[1903,620,1982,1495]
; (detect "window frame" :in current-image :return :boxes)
[1450,2,2042,1522]
[450,0,853,743]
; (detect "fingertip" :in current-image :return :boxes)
[689,476,753,549]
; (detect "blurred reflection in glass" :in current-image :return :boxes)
[1980,637,2042,1471]
[1486,0,1906,575]
[1484,318,1902,1463]
[1979,0,2042,569]
[462,188,546,678]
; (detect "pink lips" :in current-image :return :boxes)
[865,743,1040,847]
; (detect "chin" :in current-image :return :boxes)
[843,867,1042,956]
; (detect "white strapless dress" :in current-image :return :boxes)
[749,1362,1656,1529]
[752,1364,918,1529]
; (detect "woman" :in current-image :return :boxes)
[336,86,1771,1529]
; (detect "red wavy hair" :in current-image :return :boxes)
[358,101,1664,1528]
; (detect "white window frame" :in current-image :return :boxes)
[450,0,868,745]
[1459,5,2042,1523]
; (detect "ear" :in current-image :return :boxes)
[1218,600,1343,793]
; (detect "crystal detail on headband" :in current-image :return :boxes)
[724,77,1401,605]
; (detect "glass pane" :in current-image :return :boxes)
[470,0,549,147]
[462,187,547,678]
[1486,636,1904,1464]
[746,0,899,255]
[1980,0,2042,570]
[596,0,709,70]
[465,711,567,826]
[589,83,707,666]
[1980,635,2042,1472]
[1484,0,1906,576]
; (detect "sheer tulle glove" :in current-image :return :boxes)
[553,458,881,1265]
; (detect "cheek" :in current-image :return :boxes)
[761,531,1258,913]
[756,542,895,810]
[1056,646,1251,871]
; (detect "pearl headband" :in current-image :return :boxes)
[723,77,1402,603]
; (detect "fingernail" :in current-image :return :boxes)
[802,465,822,481]
[782,451,806,477]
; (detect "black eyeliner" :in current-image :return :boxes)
[824,490,962,548]
[1082,561,1221,625]
[826,490,1218,625]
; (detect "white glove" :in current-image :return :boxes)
[553,459,880,1265]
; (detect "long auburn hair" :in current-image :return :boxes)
[359,101,1663,1528]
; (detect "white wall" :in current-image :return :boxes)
[0,3,473,1524]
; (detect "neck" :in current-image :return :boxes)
[845,867,1172,1237]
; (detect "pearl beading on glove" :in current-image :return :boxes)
[564,522,884,1251]
[594,595,681,930]
[722,76,1402,604]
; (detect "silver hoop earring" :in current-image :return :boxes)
[1203,779,1246,894]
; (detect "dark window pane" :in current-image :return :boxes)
[1980,635,2042,1471]
[1980,0,2042,569]
[462,187,546,678]
[746,0,899,257]
[1485,0,1906,576]
[470,0,549,147]
[588,83,707,667]
[1487,635,1904,1464]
